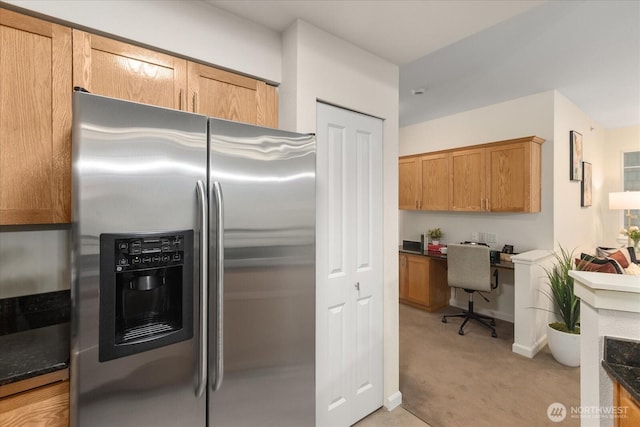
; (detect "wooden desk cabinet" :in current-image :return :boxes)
[614,380,640,427]
[399,253,448,311]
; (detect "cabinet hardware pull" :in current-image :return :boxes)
[355,282,360,291]
[193,92,198,113]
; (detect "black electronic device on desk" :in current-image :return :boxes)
[402,240,422,253]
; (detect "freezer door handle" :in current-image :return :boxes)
[212,181,224,392]
[196,180,208,398]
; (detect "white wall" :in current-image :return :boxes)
[600,126,640,246]
[552,92,605,254]
[399,91,555,253]
[280,19,401,409]
[4,0,281,83]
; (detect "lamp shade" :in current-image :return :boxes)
[609,191,640,209]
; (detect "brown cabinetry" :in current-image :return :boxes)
[614,381,640,427]
[73,30,278,127]
[398,156,420,210]
[0,380,69,427]
[72,30,187,110]
[398,153,449,211]
[399,136,544,213]
[485,138,542,212]
[420,153,450,211]
[1,7,280,226]
[399,253,448,311]
[0,9,72,225]
[450,147,485,211]
[188,62,278,127]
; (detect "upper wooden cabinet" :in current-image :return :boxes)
[450,147,485,212]
[399,153,450,211]
[485,138,543,212]
[0,9,72,225]
[72,30,187,110]
[73,30,278,128]
[188,62,278,127]
[1,8,280,226]
[399,157,420,209]
[420,153,450,211]
[399,136,544,213]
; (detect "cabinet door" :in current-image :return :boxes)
[450,148,485,211]
[615,381,640,427]
[0,380,69,427]
[399,156,420,210]
[486,140,542,212]
[427,258,448,311]
[72,30,186,109]
[419,153,450,210]
[399,254,408,300]
[187,62,278,127]
[0,9,72,225]
[405,255,429,306]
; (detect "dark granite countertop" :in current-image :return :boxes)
[0,322,70,386]
[602,336,640,403]
[399,246,515,270]
[0,290,70,387]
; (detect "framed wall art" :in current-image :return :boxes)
[570,130,583,181]
[581,161,592,207]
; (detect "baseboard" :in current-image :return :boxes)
[384,390,402,411]
[512,335,547,358]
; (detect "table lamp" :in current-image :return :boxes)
[609,191,640,244]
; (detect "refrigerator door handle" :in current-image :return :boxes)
[212,181,224,392]
[196,180,208,398]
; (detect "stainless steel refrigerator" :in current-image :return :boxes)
[70,91,315,427]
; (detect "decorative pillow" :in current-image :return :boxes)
[576,254,623,274]
[596,246,637,265]
[607,250,630,268]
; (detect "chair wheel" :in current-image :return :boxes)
[442,317,447,323]
[490,320,496,326]
[458,329,464,336]
[491,331,498,338]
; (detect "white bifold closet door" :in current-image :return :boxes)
[316,102,383,427]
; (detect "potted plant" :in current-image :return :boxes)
[543,245,580,367]
[427,228,443,245]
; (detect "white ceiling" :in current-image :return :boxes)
[207,0,640,129]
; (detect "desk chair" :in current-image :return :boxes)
[442,243,499,338]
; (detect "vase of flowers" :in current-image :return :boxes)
[622,226,640,250]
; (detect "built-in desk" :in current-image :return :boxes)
[399,247,515,318]
[399,248,515,269]
[399,247,556,359]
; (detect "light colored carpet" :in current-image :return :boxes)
[399,303,580,427]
